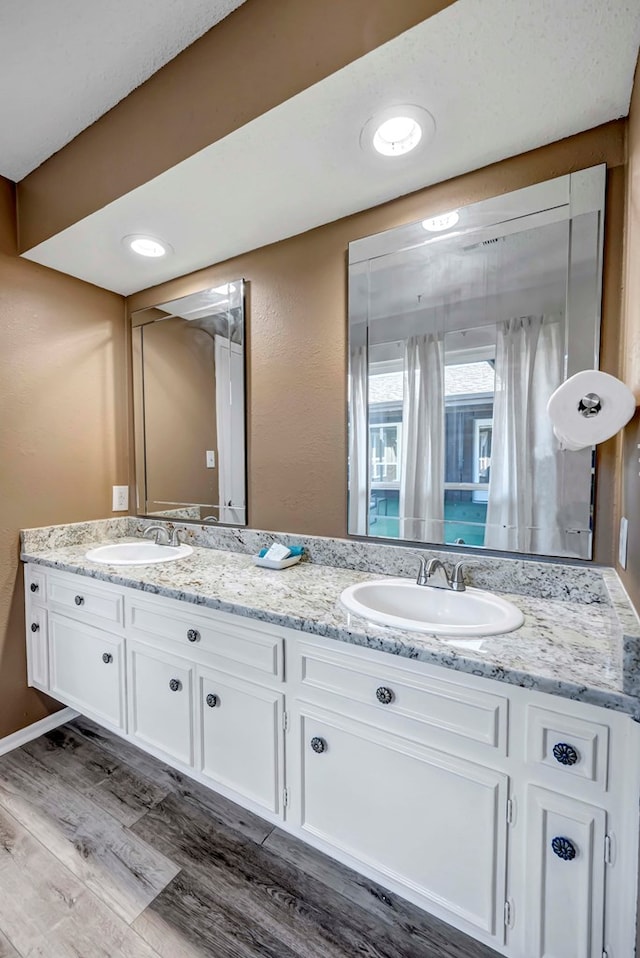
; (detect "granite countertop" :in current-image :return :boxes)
[21,535,640,719]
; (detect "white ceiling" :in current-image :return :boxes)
[0,0,247,181]
[22,0,640,296]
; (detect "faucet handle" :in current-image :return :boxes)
[450,561,466,592]
[416,556,428,586]
[170,528,182,547]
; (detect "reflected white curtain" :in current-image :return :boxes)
[348,345,368,535]
[485,316,563,553]
[400,333,445,542]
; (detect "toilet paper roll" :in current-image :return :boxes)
[547,369,636,451]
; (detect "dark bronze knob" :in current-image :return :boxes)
[74,595,85,606]
[206,693,218,708]
[102,653,113,664]
[310,737,327,754]
[376,686,394,705]
[30,582,39,593]
[30,622,40,633]
[551,837,576,861]
[169,678,182,692]
[552,742,579,766]
[187,629,200,643]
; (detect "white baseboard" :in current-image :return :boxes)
[0,707,80,757]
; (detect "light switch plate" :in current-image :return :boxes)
[619,516,629,569]
[112,485,129,512]
[206,450,216,468]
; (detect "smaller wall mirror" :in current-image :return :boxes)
[348,167,606,560]
[132,281,247,525]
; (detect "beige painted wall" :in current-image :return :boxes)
[0,177,128,738]
[617,57,640,609]
[17,0,455,251]
[129,121,626,563]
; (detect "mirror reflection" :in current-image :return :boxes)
[132,281,246,525]
[348,169,605,559]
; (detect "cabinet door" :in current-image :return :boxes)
[197,668,284,815]
[49,613,125,729]
[524,786,605,958]
[26,605,49,692]
[128,641,194,766]
[293,703,508,945]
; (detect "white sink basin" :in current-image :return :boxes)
[85,542,193,565]
[340,578,523,636]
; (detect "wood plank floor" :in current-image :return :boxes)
[0,717,501,958]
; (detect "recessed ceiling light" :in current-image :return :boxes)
[360,105,435,160]
[422,210,460,232]
[373,116,422,156]
[123,234,172,258]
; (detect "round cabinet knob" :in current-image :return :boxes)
[187,629,200,643]
[552,742,579,766]
[102,653,113,664]
[74,595,85,606]
[29,583,39,593]
[30,622,40,633]
[310,737,327,754]
[206,693,218,708]
[169,678,182,692]
[376,686,394,705]
[551,836,577,861]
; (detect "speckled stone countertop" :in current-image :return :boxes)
[21,524,640,719]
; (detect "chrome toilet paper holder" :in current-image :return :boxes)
[577,392,602,418]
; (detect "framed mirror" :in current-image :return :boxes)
[348,166,606,560]
[132,281,247,525]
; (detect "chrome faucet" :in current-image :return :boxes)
[416,557,466,592]
[142,524,171,546]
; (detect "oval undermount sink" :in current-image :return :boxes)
[340,578,523,636]
[85,542,193,565]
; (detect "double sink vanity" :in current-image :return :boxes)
[21,516,640,958]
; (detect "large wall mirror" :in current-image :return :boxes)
[348,167,606,560]
[132,281,247,525]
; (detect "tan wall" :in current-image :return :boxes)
[17,0,455,251]
[142,319,218,508]
[129,121,626,561]
[617,57,640,608]
[0,176,128,738]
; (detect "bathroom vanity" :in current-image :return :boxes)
[21,522,640,958]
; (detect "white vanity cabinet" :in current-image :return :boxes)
[293,701,509,945]
[49,613,126,730]
[127,640,196,766]
[523,786,606,958]
[196,666,284,814]
[23,561,640,958]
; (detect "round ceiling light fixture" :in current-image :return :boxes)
[361,105,435,159]
[422,210,460,232]
[123,234,172,258]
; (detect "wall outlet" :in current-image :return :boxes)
[112,485,129,512]
[619,516,629,569]
[206,450,216,468]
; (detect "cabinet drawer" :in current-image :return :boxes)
[128,641,194,766]
[196,667,284,815]
[128,598,283,681]
[296,641,507,753]
[48,613,125,730]
[26,605,48,692]
[25,564,46,602]
[526,706,609,790]
[48,572,124,632]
